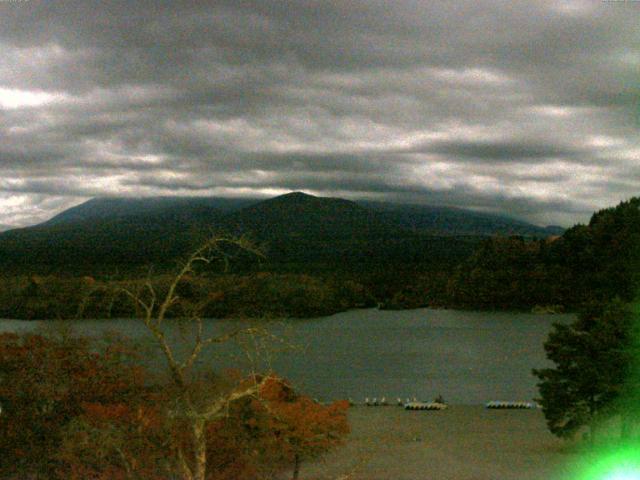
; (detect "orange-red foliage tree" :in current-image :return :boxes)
[56,375,349,480]
[58,398,171,480]
[0,332,146,479]
[251,377,350,480]
[0,332,349,480]
[188,376,350,480]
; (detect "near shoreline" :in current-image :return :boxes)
[305,406,581,480]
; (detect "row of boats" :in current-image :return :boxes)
[360,396,447,406]
[355,398,538,410]
[484,401,537,409]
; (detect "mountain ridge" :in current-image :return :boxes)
[0,192,564,274]
[29,191,560,236]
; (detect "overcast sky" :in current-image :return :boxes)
[0,0,638,229]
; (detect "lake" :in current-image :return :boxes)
[0,308,573,405]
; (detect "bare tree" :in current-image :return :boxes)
[122,236,273,480]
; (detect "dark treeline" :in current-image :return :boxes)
[447,197,640,311]
[0,269,455,320]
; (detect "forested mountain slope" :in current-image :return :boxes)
[0,192,556,274]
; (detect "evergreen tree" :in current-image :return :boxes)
[533,299,635,440]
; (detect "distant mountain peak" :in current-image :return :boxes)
[255,191,368,212]
[281,191,315,199]
[267,191,325,204]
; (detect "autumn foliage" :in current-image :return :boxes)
[0,332,146,478]
[0,332,349,480]
[204,377,350,479]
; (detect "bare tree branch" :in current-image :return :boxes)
[122,235,267,480]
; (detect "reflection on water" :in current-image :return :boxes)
[0,308,573,404]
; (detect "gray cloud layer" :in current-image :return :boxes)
[0,0,639,227]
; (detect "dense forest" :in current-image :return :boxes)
[0,193,638,320]
[447,197,640,311]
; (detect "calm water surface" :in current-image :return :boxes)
[0,308,573,404]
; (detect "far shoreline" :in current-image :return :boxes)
[0,302,573,323]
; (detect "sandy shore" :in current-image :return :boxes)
[304,405,582,480]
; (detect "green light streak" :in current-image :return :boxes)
[571,301,640,480]
[604,471,640,480]
[574,441,640,480]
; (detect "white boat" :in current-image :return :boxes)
[404,401,447,411]
[485,401,536,409]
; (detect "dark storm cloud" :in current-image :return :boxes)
[422,140,585,162]
[0,0,638,228]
